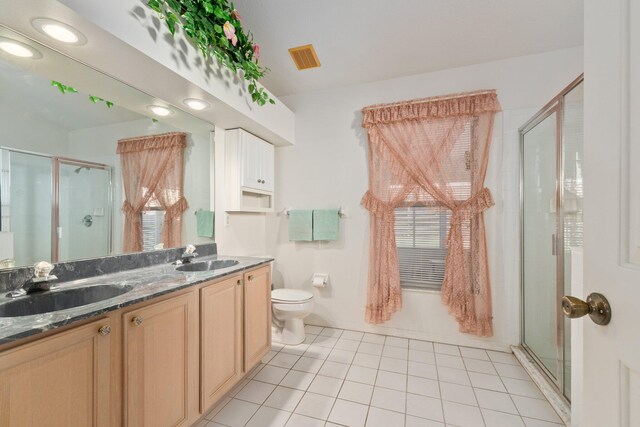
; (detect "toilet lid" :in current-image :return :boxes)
[272,289,313,303]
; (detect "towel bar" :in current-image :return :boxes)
[282,207,346,218]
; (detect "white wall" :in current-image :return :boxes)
[68,118,213,253]
[0,103,69,156]
[267,47,583,351]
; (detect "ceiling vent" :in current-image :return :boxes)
[288,44,321,70]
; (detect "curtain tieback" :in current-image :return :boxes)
[447,187,494,247]
[122,201,142,222]
[361,191,395,223]
[164,196,189,219]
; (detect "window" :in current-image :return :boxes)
[141,210,165,251]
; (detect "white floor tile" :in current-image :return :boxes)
[407,376,440,398]
[285,413,324,427]
[442,401,484,427]
[280,370,315,390]
[460,347,490,361]
[271,342,285,352]
[371,386,406,412]
[406,393,444,422]
[313,335,339,348]
[358,342,384,356]
[501,377,545,399]
[408,361,438,380]
[262,351,278,364]
[409,339,434,353]
[379,356,408,374]
[281,343,310,356]
[247,364,265,379]
[437,366,471,386]
[303,334,317,345]
[405,415,445,427]
[435,353,465,370]
[375,370,407,391]
[318,360,350,379]
[464,358,498,375]
[294,392,335,420]
[475,388,518,414]
[304,325,324,335]
[339,380,374,405]
[269,353,301,369]
[334,338,361,351]
[341,330,365,341]
[308,375,343,397]
[468,372,507,392]
[482,408,526,427]
[213,398,260,427]
[228,379,250,397]
[433,343,460,356]
[494,362,531,380]
[245,406,291,427]
[440,382,477,406]
[205,396,232,420]
[385,336,409,348]
[327,348,356,364]
[522,416,566,426]
[365,406,405,427]
[264,386,305,412]
[408,349,436,364]
[254,365,290,384]
[292,356,324,374]
[382,345,409,360]
[487,350,519,365]
[303,344,332,360]
[346,365,378,385]
[353,352,382,369]
[319,327,343,338]
[511,395,563,423]
[328,399,369,427]
[235,380,277,404]
[362,333,386,344]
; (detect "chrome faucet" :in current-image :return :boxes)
[7,261,58,298]
[180,244,198,264]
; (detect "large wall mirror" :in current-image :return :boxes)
[0,26,215,269]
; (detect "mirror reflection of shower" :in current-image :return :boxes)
[74,166,90,174]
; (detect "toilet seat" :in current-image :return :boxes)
[272,289,313,303]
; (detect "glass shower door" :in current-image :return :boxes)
[522,109,560,381]
[56,160,112,262]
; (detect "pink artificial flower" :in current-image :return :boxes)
[231,34,238,46]
[223,21,235,41]
[231,9,242,22]
[253,43,260,59]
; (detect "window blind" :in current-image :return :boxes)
[141,210,164,251]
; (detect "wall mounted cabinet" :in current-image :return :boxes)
[225,129,275,212]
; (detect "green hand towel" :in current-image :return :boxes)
[196,210,215,238]
[313,209,340,241]
[288,210,313,241]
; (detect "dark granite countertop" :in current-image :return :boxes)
[0,255,272,345]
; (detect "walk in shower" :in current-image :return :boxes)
[520,75,583,403]
[0,148,113,266]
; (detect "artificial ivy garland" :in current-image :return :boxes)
[147,0,274,106]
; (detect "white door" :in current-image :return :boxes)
[577,1,640,426]
[240,131,260,191]
[260,142,275,193]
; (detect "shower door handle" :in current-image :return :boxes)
[561,293,612,325]
[551,234,556,256]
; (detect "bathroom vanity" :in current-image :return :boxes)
[0,248,272,427]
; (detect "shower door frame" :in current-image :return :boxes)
[519,74,583,404]
[51,157,114,262]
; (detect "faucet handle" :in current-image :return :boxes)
[33,261,54,278]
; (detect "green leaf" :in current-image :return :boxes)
[89,95,99,104]
[152,118,159,123]
[203,1,214,13]
[106,101,114,108]
[213,24,222,33]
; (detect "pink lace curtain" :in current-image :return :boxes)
[361,91,501,337]
[117,132,188,253]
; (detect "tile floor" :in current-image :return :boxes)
[196,325,565,427]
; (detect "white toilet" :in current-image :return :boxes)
[271,289,314,345]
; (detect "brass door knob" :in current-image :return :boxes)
[237,279,242,285]
[562,293,611,325]
[98,325,111,336]
[247,275,254,281]
[132,316,144,326]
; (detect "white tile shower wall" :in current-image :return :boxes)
[68,119,213,254]
[266,47,583,351]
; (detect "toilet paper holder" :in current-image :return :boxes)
[312,273,329,287]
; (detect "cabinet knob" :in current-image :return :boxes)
[247,274,254,281]
[257,179,260,183]
[98,325,111,336]
[132,316,143,326]
[237,279,242,285]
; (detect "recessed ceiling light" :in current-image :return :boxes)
[147,105,173,117]
[0,38,41,58]
[183,98,210,111]
[32,18,87,45]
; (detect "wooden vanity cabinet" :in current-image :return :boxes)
[0,318,113,427]
[123,290,199,427]
[243,265,272,371]
[200,274,244,411]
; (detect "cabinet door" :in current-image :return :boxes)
[124,292,198,427]
[201,275,243,412]
[260,141,275,193]
[0,318,112,427]
[240,132,261,191]
[244,265,272,371]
